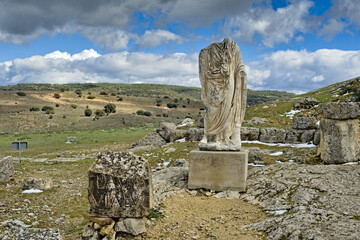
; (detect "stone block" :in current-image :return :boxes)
[294,97,319,109]
[259,128,286,143]
[88,152,153,218]
[292,117,317,130]
[156,122,176,142]
[188,149,248,192]
[185,128,204,142]
[241,127,260,141]
[319,102,360,120]
[114,218,146,235]
[317,119,360,164]
[243,147,263,163]
[0,156,14,183]
[23,178,53,190]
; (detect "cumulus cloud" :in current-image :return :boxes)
[319,18,347,39]
[247,49,360,92]
[224,0,314,47]
[137,29,185,48]
[0,49,199,87]
[328,0,360,27]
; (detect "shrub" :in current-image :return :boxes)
[111,93,116,96]
[63,115,66,118]
[55,104,60,107]
[49,115,53,119]
[71,104,77,109]
[167,103,177,108]
[174,98,179,103]
[95,109,105,117]
[87,95,96,99]
[156,114,162,117]
[104,103,116,115]
[29,107,40,112]
[16,91,26,96]
[42,106,54,112]
[117,97,123,101]
[100,91,108,96]
[53,93,61,99]
[182,105,187,108]
[143,111,152,117]
[75,89,82,95]
[84,108,92,117]
[163,113,169,117]
[164,96,169,99]
[60,88,66,92]
[45,109,55,114]
[136,110,145,115]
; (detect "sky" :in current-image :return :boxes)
[1,0,360,93]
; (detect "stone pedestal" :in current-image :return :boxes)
[188,149,248,192]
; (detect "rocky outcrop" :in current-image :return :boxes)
[294,97,319,109]
[185,128,204,142]
[242,163,360,240]
[23,178,53,190]
[131,132,166,150]
[157,122,177,142]
[0,156,14,183]
[285,129,315,143]
[241,127,260,141]
[292,117,317,130]
[317,102,360,164]
[259,128,286,143]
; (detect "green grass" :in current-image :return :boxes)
[0,126,154,158]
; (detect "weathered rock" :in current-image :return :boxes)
[319,102,360,120]
[259,128,286,143]
[285,129,315,143]
[114,218,146,235]
[88,152,153,218]
[241,127,260,141]
[313,131,320,145]
[317,119,360,164]
[99,221,115,236]
[156,122,177,142]
[23,177,53,190]
[292,116,317,130]
[243,147,263,163]
[214,190,240,199]
[185,128,204,142]
[171,158,189,168]
[242,164,360,240]
[294,97,319,109]
[0,156,14,183]
[169,129,187,142]
[83,214,114,226]
[131,132,166,149]
[197,116,204,128]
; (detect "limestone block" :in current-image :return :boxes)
[241,127,260,141]
[319,102,360,120]
[88,152,153,218]
[317,119,360,164]
[313,131,320,145]
[114,218,146,236]
[259,128,286,143]
[22,178,53,190]
[292,117,317,130]
[285,130,315,143]
[131,132,166,149]
[188,149,248,192]
[243,147,263,163]
[301,130,316,143]
[294,97,319,109]
[0,156,14,183]
[169,129,187,142]
[156,122,176,142]
[186,128,204,142]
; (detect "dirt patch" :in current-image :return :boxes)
[143,192,267,240]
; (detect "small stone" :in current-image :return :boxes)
[214,190,240,199]
[83,214,114,226]
[100,221,115,236]
[22,177,53,190]
[115,218,146,235]
[93,223,101,230]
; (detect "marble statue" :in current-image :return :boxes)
[198,38,247,151]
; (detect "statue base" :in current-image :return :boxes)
[188,149,248,192]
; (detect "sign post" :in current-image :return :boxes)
[11,142,28,162]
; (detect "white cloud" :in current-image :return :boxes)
[137,29,185,48]
[247,49,360,92]
[225,0,314,47]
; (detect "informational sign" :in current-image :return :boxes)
[12,142,28,150]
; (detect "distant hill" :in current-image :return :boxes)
[0,83,295,106]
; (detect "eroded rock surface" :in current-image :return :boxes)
[0,156,14,183]
[242,163,360,240]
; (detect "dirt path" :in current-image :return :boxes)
[142,192,267,240]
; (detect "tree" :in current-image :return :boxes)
[84,109,92,117]
[104,103,116,115]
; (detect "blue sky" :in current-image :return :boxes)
[1,0,360,93]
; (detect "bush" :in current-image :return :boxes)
[63,115,66,118]
[75,89,82,95]
[104,103,116,115]
[95,109,105,117]
[111,93,116,96]
[117,97,123,101]
[71,104,77,109]
[42,106,54,112]
[53,93,61,99]
[167,103,178,108]
[136,110,145,115]
[87,95,96,99]
[55,104,60,107]
[29,107,40,112]
[100,91,108,96]
[84,108,92,117]
[45,109,55,114]
[16,91,26,96]
[163,113,169,117]
[182,105,187,108]
[49,115,53,119]
[143,111,152,116]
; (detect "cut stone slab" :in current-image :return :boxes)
[0,156,14,183]
[317,119,360,164]
[241,127,260,141]
[188,149,248,192]
[88,152,153,218]
[114,218,146,236]
[292,117,317,130]
[319,102,360,120]
[259,128,286,143]
[22,177,53,190]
